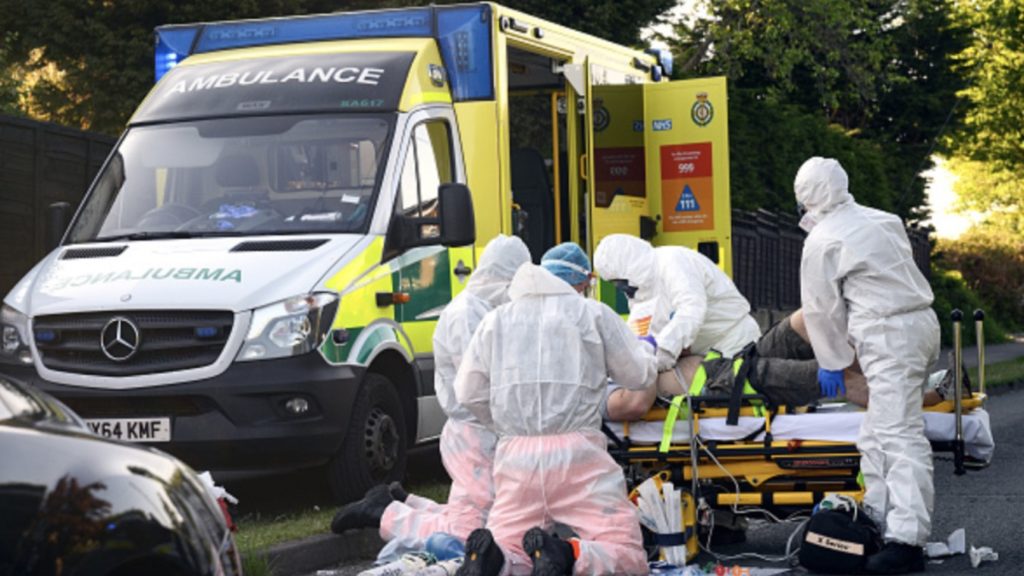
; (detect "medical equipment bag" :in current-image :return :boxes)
[799,508,882,574]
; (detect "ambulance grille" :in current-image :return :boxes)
[33,310,234,376]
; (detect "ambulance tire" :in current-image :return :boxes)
[328,373,409,503]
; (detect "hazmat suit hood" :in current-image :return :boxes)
[794,157,853,232]
[465,234,531,307]
[593,234,657,295]
[507,263,578,300]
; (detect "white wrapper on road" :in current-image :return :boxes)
[796,156,940,546]
[594,234,760,361]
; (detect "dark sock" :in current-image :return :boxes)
[523,527,575,576]
[456,528,504,576]
[388,481,409,503]
[329,484,393,534]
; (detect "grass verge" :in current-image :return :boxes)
[969,356,1024,390]
[235,480,451,557]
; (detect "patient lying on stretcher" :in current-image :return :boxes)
[604,310,959,422]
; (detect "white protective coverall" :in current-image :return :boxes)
[455,264,657,575]
[380,235,531,545]
[796,157,939,546]
[594,234,761,365]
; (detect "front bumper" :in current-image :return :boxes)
[1,353,364,472]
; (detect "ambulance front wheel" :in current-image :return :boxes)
[328,373,409,503]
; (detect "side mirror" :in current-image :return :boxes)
[47,202,73,251]
[438,183,475,248]
[383,183,476,261]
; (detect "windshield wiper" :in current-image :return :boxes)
[93,230,241,242]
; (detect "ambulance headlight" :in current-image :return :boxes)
[1,304,33,365]
[237,293,339,362]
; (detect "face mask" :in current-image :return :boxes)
[799,212,818,232]
[611,279,638,299]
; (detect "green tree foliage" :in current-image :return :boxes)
[670,0,966,218]
[0,0,672,135]
[935,228,1024,334]
[727,89,898,213]
[943,0,1024,236]
[944,157,1023,235]
[929,266,1009,346]
[674,0,893,129]
[948,0,1024,169]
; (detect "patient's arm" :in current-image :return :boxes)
[606,355,704,420]
[655,355,705,397]
[605,385,657,421]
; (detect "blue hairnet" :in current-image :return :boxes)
[541,242,592,286]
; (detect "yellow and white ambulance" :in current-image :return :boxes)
[0,3,732,500]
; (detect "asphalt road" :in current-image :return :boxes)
[302,388,1020,575]
[940,337,1024,369]
[702,388,1020,574]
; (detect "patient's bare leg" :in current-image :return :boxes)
[789,309,810,342]
[656,355,704,397]
[844,369,869,407]
[843,361,943,407]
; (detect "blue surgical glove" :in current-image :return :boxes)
[818,368,846,398]
[638,335,657,351]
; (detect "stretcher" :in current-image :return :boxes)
[605,309,993,563]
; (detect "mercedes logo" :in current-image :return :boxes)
[100,317,141,362]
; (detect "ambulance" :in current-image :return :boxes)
[0,3,733,500]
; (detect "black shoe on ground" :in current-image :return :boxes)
[388,481,409,503]
[456,528,505,576]
[330,484,393,534]
[865,542,925,574]
[523,527,575,576]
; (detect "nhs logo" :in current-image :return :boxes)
[652,119,673,131]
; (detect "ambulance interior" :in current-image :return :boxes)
[506,46,568,262]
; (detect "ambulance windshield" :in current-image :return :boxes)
[66,114,393,243]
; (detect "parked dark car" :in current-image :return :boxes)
[0,375,241,576]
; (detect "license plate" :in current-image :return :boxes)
[86,418,171,442]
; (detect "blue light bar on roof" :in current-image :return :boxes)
[645,47,673,78]
[153,5,494,100]
[193,8,433,54]
[436,4,493,101]
[155,26,199,82]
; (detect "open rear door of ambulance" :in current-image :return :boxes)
[643,77,733,275]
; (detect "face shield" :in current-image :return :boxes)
[610,279,639,300]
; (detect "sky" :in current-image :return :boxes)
[922,157,979,239]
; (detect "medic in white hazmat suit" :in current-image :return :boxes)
[795,157,939,574]
[331,235,531,546]
[454,243,656,576]
[593,234,761,383]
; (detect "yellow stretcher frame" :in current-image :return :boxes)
[609,390,989,563]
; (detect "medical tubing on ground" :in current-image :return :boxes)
[974,309,986,396]
[951,309,965,476]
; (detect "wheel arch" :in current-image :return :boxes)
[367,348,419,444]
